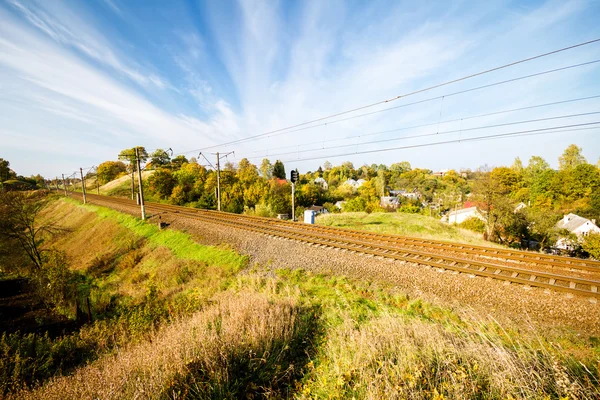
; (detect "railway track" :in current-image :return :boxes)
[68,192,600,299]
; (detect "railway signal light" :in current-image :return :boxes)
[290,170,299,183]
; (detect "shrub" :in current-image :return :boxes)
[459,217,487,233]
[582,233,600,259]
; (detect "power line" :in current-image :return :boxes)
[275,122,600,163]
[186,38,600,152]
[257,59,600,141]
[244,94,600,156]
[243,111,600,160]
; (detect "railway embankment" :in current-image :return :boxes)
[5,194,599,399]
[72,192,600,334]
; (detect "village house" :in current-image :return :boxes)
[380,196,400,209]
[313,177,328,190]
[342,178,365,190]
[442,206,485,224]
[334,201,346,210]
[555,213,600,249]
[389,189,421,200]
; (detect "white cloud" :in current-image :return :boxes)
[7,0,168,90]
[0,0,598,177]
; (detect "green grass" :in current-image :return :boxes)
[64,198,246,273]
[317,212,500,246]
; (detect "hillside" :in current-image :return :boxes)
[316,212,501,247]
[2,197,599,399]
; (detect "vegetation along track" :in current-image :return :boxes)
[68,192,600,299]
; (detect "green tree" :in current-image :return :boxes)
[524,156,550,184]
[118,146,148,166]
[272,160,286,179]
[0,158,14,182]
[96,161,127,185]
[170,155,189,170]
[559,144,586,171]
[148,169,176,199]
[582,233,600,259]
[149,149,171,168]
[259,159,273,179]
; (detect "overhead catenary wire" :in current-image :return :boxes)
[242,111,600,160]
[274,122,600,163]
[243,94,600,157]
[235,59,600,149]
[185,38,600,153]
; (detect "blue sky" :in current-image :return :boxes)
[0,0,599,178]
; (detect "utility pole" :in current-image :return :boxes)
[61,174,67,196]
[79,168,87,204]
[291,183,295,221]
[131,164,135,201]
[216,152,221,211]
[211,151,234,212]
[135,148,146,220]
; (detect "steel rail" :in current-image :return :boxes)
[69,191,600,271]
[70,193,600,298]
[211,210,600,270]
[200,209,600,273]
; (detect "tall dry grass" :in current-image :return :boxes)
[298,312,600,399]
[13,292,315,400]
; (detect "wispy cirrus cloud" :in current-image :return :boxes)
[0,0,598,178]
[7,0,168,90]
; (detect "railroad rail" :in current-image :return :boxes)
[67,192,600,299]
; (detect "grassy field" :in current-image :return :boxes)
[316,212,500,247]
[3,198,599,399]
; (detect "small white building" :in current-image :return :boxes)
[380,196,400,209]
[342,178,365,190]
[555,213,600,249]
[314,177,328,190]
[444,206,484,224]
[334,201,346,210]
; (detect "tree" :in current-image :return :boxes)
[170,155,188,170]
[559,144,586,171]
[323,161,332,171]
[149,149,171,168]
[511,157,524,174]
[0,158,13,182]
[118,146,148,165]
[259,159,273,179]
[524,156,550,184]
[96,161,127,185]
[272,160,286,179]
[0,191,56,271]
[0,191,80,310]
[582,233,600,260]
[148,169,176,199]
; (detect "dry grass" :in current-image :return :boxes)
[298,312,600,399]
[13,292,311,400]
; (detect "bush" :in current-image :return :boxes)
[343,197,367,212]
[582,233,600,259]
[398,204,421,214]
[459,217,486,233]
